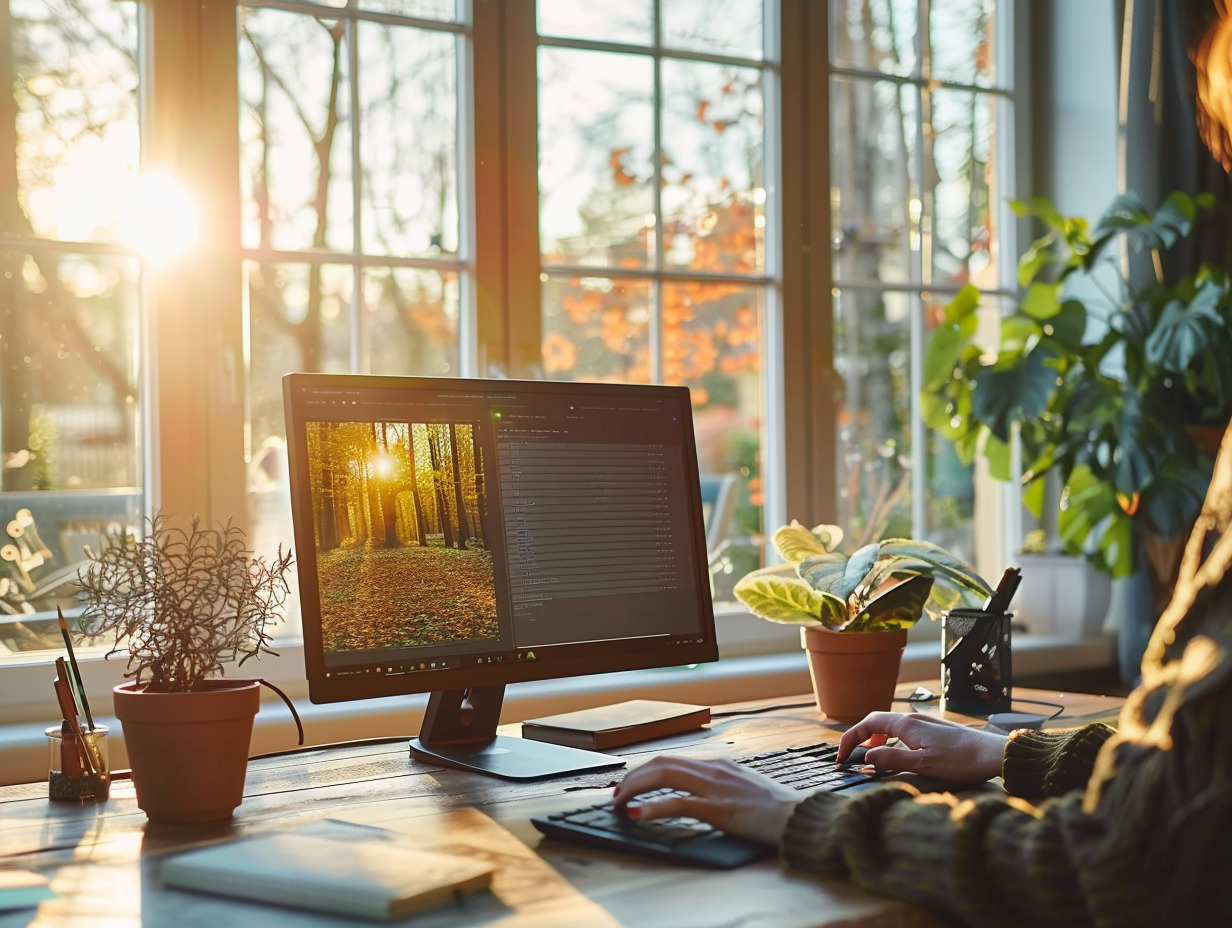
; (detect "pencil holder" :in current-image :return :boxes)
[46,724,110,802]
[941,609,1012,714]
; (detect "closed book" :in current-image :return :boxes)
[521,699,711,750]
[160,832,494,922]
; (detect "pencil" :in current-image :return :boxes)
[57,607,96,732]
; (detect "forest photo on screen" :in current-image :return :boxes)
[305,420,499,653]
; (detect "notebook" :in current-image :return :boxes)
[521,700,711,750]
[160,831,494,922]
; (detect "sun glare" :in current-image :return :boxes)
[121,174,198,260]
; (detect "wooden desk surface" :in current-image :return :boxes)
[0,683,1124,928]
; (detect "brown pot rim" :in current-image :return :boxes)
[799,624,909,653]
[113,679,261,725]
[113,679,261,696]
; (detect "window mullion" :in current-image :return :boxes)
[144,0,246,531]
[500,0,542,377]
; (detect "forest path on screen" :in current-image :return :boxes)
[317,544,499,652]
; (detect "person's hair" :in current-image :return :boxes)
[1195,7,1232,173]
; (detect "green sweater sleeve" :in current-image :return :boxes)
[1000,723,1115,798]
[781,783,1098,927]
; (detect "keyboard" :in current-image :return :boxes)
[532,741,883,869]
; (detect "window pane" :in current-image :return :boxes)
[830,76,918,286]
[661,0,763,59]
[662,280,763,552]
[12,0,139,244]
[239,6,354,253]
[661,59,765,273]
[357,21,459,258]
[829,0,918,78]
[929,0,996,87]
[541,276,652,382]
[922,293,975,562]
[246,260,354,449]
[537,0,653,45]
[0,249,142,651]
[833,288,912,544]
[358,0,459,21]
[365,267,460,377]
[538,48,654,269]
[927,88,998,289]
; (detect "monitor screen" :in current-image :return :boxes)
[282,373,718,777]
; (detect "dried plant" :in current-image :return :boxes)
[75,514,294,693]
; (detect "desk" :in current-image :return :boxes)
[0,683,1124,928]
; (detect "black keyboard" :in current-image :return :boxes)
[532,741,882,869]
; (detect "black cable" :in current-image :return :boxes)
[1008,697,1067,720]
[709,700,817,719]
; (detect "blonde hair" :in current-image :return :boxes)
[1195,5,1232,173]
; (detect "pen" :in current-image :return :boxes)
[53,660,97,777]
[57,607,95,731]
[984,567,1022,615]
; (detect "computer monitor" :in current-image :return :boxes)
[282,373,719,780]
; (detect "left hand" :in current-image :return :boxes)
[611,756,800,846]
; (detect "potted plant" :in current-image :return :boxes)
[922,190,1232,669]
[734,522,991,722]
[923,190,1231,583]
[76,514,295,824]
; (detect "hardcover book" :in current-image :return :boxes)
[160,831,494,922]
[521,699,711,750]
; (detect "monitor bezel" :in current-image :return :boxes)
[282,372,720,705]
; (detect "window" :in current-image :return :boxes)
[237,2,469,600]
[828,0,1015,575]
[0,0,144,656]
[0,0,1016,679]
[532,2,775,599]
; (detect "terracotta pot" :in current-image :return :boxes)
[113,680,260,824]
[800,625,908,723]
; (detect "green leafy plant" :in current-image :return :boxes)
[923,190,1232,579]
[734,521,991,631]
[76,514,295,692]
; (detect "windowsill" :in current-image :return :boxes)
[0,631,1115,787]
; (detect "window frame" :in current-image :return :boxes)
[0,0,1030,718]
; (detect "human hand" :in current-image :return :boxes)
[611,756,800,846]
[837,712,1007,784]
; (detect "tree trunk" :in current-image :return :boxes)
[380,422,399,547]
[449,424,469,547]
[428,425,455,549]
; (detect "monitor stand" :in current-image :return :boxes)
[409,686,626,780]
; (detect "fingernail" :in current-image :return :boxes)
[626,805,642,820]
[860,764,876,775]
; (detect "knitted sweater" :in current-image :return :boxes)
[781,435,1232,927]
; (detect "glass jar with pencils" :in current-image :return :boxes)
[46,723,110,802]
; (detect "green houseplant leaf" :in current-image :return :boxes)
[732,567,846,628]
[736,529,989,633]
[772,521,841,564]
[923,189,1230,578]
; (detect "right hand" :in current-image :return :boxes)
[838,712,1008,784]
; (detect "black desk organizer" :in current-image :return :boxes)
[941,609,1012,714]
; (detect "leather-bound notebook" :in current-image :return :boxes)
[160,831,494,922]
[521,699,711,750]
